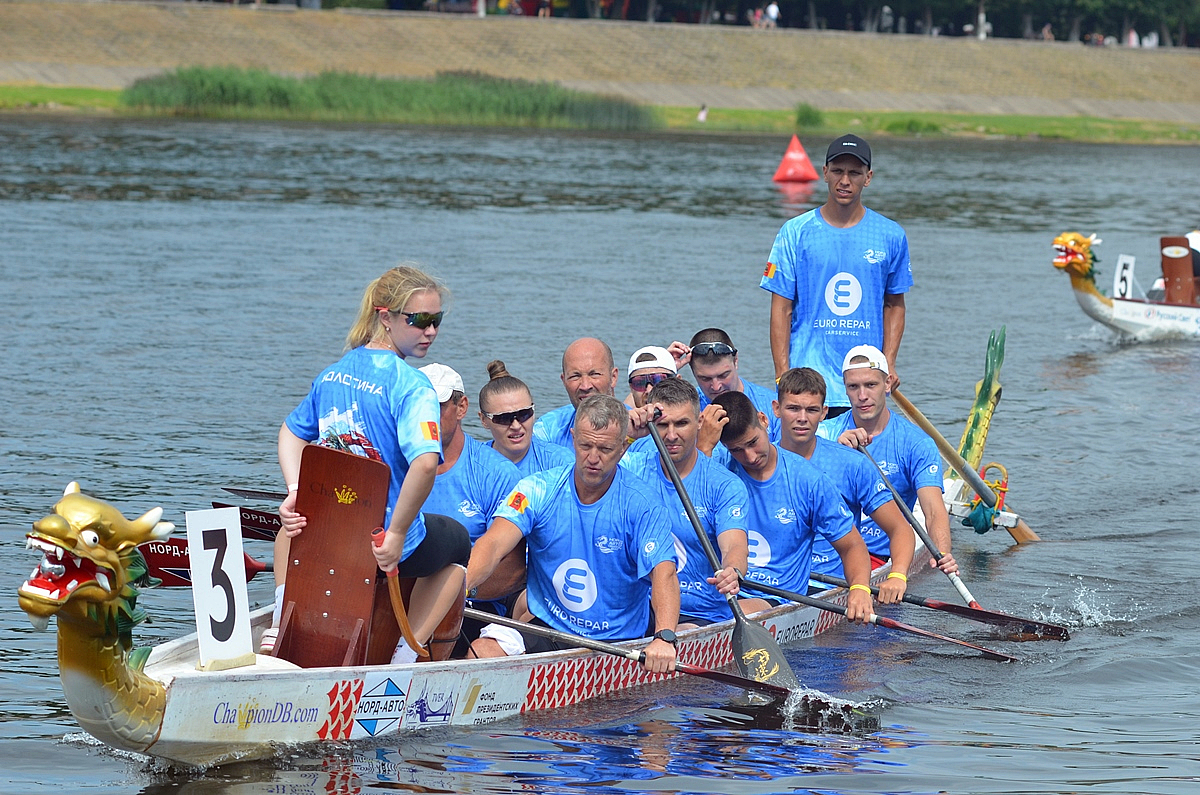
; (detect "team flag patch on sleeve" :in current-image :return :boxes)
[763,261,777,279]
[507,491,529,513]
[421,421,440,442]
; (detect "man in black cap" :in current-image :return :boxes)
[760,133,912,417]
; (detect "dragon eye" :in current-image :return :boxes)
[81,530,100,547]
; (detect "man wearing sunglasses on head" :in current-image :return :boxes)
[674,328,781,451]
[534,337,620,450]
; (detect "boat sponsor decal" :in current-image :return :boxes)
[350,671,413,739]
[824,272,863,317]
[402,671,462,728]
[453,670,528,725]
[211,698,323,730]
[1162,245,1189,258]
[318,679,365,741]
[772,612,820,645]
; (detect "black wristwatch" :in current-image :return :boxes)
[653,629,678,646]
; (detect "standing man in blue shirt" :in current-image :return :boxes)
[762,134,912,415]
[467,395,680,673]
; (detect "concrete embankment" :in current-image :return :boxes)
[2,0,1199,122]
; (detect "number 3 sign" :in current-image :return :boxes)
[186,507,255,671]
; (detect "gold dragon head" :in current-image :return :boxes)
[1052,232,1101,281]
[18,483,173,635]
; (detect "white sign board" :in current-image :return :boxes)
[186,507,255,671]
[1113,254,1136,299]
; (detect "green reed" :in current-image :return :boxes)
[121,67,660,131]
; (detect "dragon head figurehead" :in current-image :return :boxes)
[18,482,172,638]
[1052,232,1110,308]
[1052,232,1101,280]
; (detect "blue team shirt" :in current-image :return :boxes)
[818,411,941,557]
[804,438,893,575]
[285,346,442,561]
[532,404,576,449]
[425,434,521,542]
[698,378,782,444]
[494,465,676,641]
[625,452,749,623]
[487,435,575,478]
[761,207,913,407]
[725,445,854,594]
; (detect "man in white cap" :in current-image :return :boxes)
[620,345,679,455]
[818,346,957,573]
[760,134,912,416]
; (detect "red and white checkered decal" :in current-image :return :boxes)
[318,679,365,740]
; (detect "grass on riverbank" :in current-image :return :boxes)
[658,106,1200,144]
[121,68,661,131]
[3,77,1199,144]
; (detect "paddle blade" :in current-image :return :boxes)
[675,661,791,699]
[731,613,802,690]
[917,597,1070,641]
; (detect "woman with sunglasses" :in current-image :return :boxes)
[479,360,574,477]
[269,264,471,664]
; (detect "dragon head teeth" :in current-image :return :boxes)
[94,571,111,592]
[27,614,49,632]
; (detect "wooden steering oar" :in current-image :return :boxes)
[646,409,801,691]
[890,389,1039,544]
[856,444,983,610]
[739,578,1019,662]
[371,528,430,660]
[808,572,1069,641]
[463,608,792,699]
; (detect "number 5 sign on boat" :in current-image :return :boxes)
[186,507,255,671]
[1113,254,1135,299]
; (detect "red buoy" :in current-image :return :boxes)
[772,135,819,183]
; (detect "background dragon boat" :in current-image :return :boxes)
[16,333,1025,768]
[1052,231,1200,340]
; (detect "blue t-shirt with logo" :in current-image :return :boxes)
[487,436,575,478]
[425,434,521,543]
[761,207,913,407]
[698,377,782,444]
[532,404,575,449]
[494,465,676,641]
[804,437,893,575]
[625,452,749,623]
[285,346,443,562]
[818,411,941,557]
[725,444,854,595]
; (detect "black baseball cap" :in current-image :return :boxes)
[825,134,871,167]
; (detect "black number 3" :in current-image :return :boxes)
[203,529,235,642]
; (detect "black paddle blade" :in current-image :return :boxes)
[918,597,1070,641]
[731,615,802,690]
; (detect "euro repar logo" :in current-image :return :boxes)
[824,272,862,316]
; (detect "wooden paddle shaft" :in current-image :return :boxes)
[890,390,1040,544]
[372,529,430,660]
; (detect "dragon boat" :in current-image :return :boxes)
[1052,231,1200,340]
[16,334,1019,768]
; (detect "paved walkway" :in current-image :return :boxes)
[2,1,1199,122]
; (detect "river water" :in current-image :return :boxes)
[1,116,1198,795]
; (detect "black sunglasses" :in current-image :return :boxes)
[629,373,674,391]
[401,311,445,329]
[691,342,736,357]
[484,405,535,426]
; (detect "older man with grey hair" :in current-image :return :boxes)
[467,395,680,672]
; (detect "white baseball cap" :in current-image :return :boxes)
[627,346,677,377]
[419,363,465,402]
[841,345,890,375]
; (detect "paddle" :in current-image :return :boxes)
[223,487,288,502]
[739,578,1019,662]
[138,536,270,588]
[372,528,430,660]
[645,408,801,691]
[463,608,792,699]
[856,443,983,610]
[890,389,1039,544]
[808,572,1070,641]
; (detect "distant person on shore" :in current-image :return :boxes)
[1041,22,1053,41]
[764,1,779,28]
[761,134,912,417]
[697,104,708,123]
[538,0,551,17]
